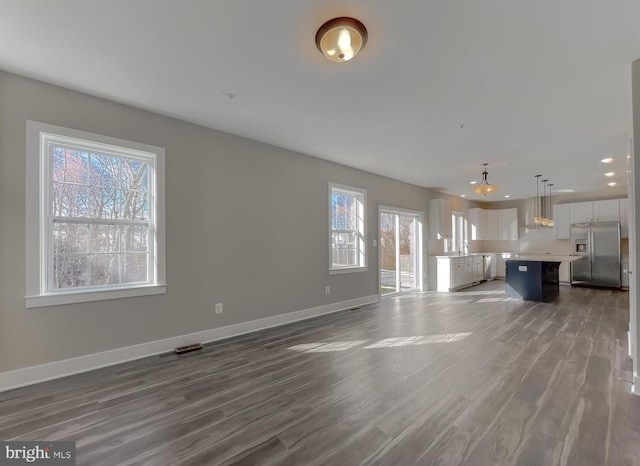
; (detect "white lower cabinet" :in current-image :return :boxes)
[434,256,484,292]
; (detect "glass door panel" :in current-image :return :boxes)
[380,212,397,296]
[399,215,416,291]
[380,209,421,295]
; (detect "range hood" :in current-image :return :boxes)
[520,196,551,230]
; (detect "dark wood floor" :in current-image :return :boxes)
[2,281,639,465]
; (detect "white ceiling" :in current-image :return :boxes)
[2,0,639,200]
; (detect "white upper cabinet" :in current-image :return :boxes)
[553,204,571,239]
[593,199,620,222]
[468,207,517,240]
[487,210,499,239]
[560,198,627,238]
[498,208,518,240]
[570,201,594,223]
[428,199,452,239]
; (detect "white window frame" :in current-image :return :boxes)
[25,121,166,308]
[450,211,468,254]
[329,182,367,274]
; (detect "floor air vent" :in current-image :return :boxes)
[174,343,203,355]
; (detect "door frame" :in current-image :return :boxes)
[378,205,424,298]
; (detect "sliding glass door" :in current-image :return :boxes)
[379,208,422,296]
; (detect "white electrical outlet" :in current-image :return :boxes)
[215,303,223,314]
[325,286,331,295]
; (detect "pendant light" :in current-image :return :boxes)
[548,183,554,228]
[472,163,499,195]
[534,175,542,225]
[316,17,368,62]
[541,179,549,226]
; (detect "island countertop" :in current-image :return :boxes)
[506,254,581,263]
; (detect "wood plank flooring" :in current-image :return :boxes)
[1,281,639,465]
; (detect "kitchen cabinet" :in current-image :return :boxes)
[565,199,627,237]
[570,201,594,223]
[469,208,489,240]
[464,257,473,285]
[488,210,499,239]
[433,255,483,292]
[594,199,620,222]
[468,208,517,240]
[553,204,571,239]
[428,199,452,240]
[498,208,518,240]
[620,198,629,238]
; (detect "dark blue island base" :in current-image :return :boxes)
[505,260,561,302]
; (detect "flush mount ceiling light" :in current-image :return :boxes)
[316,17,368,62]
[605,172,615,177]
[601,157,614,164]
[471,163,498,195]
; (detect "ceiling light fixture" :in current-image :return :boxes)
[504,195,511,198]
[470,181,478,185]
[316,17,368,62]
[541,179,549,226]
[601,157,614,164]
[534,175,542,225]
[471,163,498,196]
[608,182,617,186]
[547,183,554,228]
[604,172,615,177]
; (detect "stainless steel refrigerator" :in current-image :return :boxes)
[570,221,621,288]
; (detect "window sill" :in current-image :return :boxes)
[25,284,166,308]
[329,266,368,275]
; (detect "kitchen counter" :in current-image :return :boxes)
[506,254,581,263]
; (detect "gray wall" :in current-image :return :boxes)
[0,72,443,372]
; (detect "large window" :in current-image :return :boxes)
[329,183,366,273]
[451,211,468,254]
[26,121,166,307]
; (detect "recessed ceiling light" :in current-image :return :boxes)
[470,181,477,185]
[504,195,511,198]
[601,157,614,163]
[608,182,617,186]
[554,189,576,193]
[460,194,467,198]
[604,172,615,177]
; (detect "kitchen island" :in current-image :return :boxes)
[505,255,581,302]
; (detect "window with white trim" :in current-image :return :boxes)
[26,121,166,307]
[329,183,367,273]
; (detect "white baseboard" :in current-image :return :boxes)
[0,295,379,392]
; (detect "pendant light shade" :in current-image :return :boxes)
[472,163,499,195]
[548,184,554,228]
[541,180,549,226]
[534,175,542,225]
[316,17,368,62]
